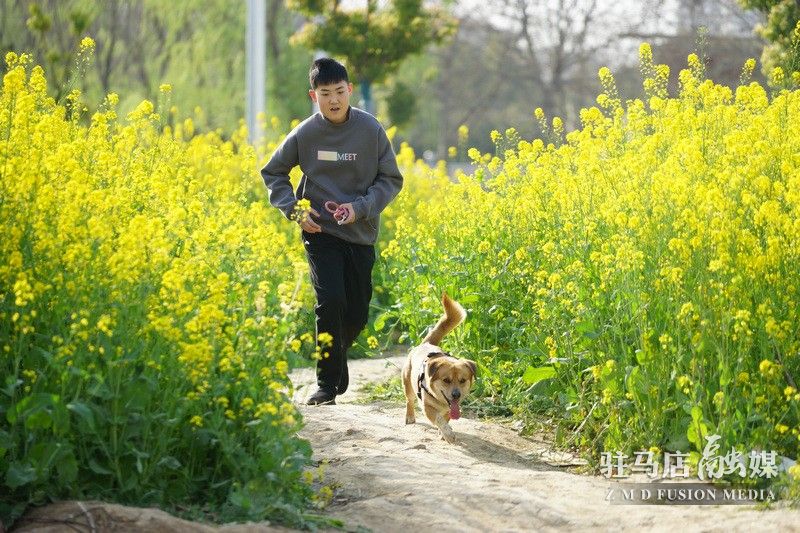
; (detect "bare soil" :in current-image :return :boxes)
[291,352,800,533]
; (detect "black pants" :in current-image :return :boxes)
[302,231,375,394]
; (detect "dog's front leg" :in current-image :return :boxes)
[425,403,455,443]
[437,415,456,444]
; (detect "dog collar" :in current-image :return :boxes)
[417,352,449,401]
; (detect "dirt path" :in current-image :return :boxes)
[292,352,800,533]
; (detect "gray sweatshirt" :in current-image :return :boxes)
[260,107,403,245]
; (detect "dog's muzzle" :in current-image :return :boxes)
[441,389,461,420]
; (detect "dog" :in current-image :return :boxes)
[402,293,477,443]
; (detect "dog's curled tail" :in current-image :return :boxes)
[423,293,467,346]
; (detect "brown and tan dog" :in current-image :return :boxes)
[402,293,477,443]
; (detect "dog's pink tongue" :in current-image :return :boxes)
[450,400,461,420]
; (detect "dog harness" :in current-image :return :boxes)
[417,352,449,401]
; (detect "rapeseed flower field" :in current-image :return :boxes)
[0,47,320,525]
[380,44,800,479]
[2,39,800,526]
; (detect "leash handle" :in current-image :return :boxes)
[324,201,352,225]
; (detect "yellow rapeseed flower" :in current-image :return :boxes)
[317,332,333,347]
[276,360,288,375]
[79,37,95,52]
[457,124,469,142]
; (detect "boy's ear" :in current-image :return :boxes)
[347,83,354,95]
[308,89,318,102]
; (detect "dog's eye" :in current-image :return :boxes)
[459,379,466,384]
[443,378,452,384]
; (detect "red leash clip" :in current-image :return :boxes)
[324,201,352,225]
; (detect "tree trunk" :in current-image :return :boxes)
[360,78,374,115]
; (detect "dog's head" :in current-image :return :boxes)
[427,353,477,420]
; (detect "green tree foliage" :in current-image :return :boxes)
[267,1,316,124]
[739,0,800,73]
[287,0,455,114]
[0,0,313,134]
[0,0,92,101]
[386,80,416,127]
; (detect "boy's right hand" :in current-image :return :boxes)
[298,207,322,233]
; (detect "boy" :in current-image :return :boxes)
[261,58,403,405]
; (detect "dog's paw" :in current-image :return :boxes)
[405,415,416,424]
[440,428,457,444]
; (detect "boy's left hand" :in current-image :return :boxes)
[338,203,355,224]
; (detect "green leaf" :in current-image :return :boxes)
[29,441,63,474]
[157,456,182,470]
[88,380,113,400]
[229,489,251,510]
[575,320,601,339]
[718,363,732,387]
[56,451,78,485]
[25,409,52,430]
[2,377,23,397]
[529,376,556,400]
[124,380,150,412]
[459,294,480,305]
[67,401,96,430]
[10,393,56,430]
[0,429,13,459]
[625,366,648,399]
[666,431,691,452]
[89,458,113,475]
[6,462,37,488]
[34,345,55,364]
[51,398,70,435]
[373,310,394,332]
[691,405,703,425]
[122,471,139,492]
[687,405,709,448]
[522,365,556,385]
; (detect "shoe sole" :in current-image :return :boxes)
[307,399,336,405]
[307,395,336,405]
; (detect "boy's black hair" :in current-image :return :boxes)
[309,58,349,88]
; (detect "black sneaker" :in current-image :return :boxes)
[307,387,336,405]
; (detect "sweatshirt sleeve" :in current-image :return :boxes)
[260,131,300,220]
[351,127,404,220]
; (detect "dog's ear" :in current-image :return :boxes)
[428,358,442,380]
[464,359,477,379]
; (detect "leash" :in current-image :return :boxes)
[324,201,353,225]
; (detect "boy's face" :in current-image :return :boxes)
[309,81,353,124]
